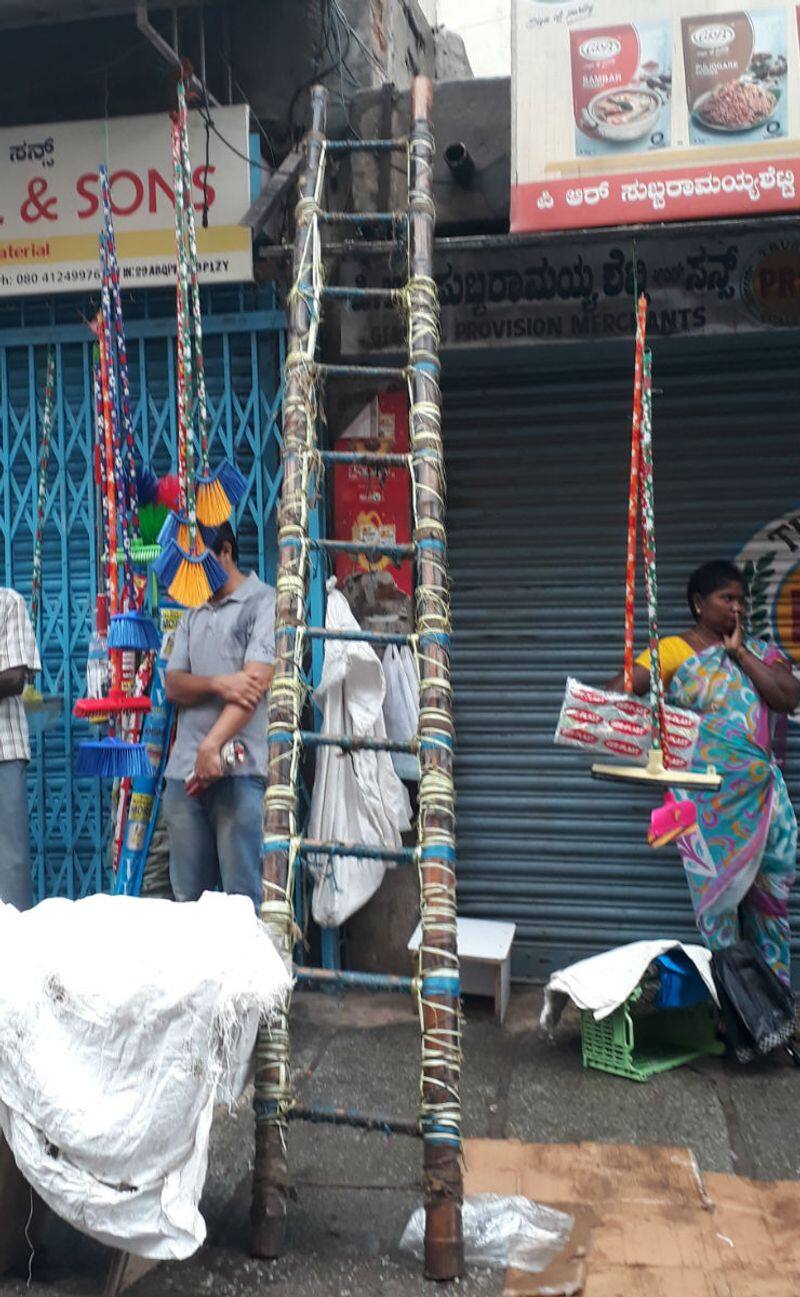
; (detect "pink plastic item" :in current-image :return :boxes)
[648,793,698,849]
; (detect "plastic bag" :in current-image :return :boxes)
[308,585,412,928]
[382,643,420,782]
[554,677,700,770]
[400,1195,573,1274]
[711,941,796,1063]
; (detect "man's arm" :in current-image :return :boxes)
[194,662,275,781]
[166,669,263,710]
[0,666,26,699]
[165,616,263,710]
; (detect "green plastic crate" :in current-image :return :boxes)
[581,988,725,1082]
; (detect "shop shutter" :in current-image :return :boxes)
[443,337,800,981]
[0,288,285,901]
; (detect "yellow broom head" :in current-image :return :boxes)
[153,540,227,608]
[195,461,248,527]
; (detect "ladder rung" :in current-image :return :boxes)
[325,138,407,153]
[297,839,417,864]
[320,449,410,467]
[299,731,417,755]
[315,363,407,381]
[305,627,414,647]
[321,286,400,303]
[289,1104,421,1139]
[294,968,415,993]
[310,538,415,560]
[318,211,405,225]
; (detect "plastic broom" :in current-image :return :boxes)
[177,75,246,528]
[153,94,225,607]
[74,320,152,773]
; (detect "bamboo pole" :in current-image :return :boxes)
[250,84,328,1260]
[407,75,464,1281]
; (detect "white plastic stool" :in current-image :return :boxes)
[408,917,516,1024]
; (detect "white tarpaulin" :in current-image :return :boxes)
[0,892,290,1260]
[308,583,412,927]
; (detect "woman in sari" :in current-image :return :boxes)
[612,560,800,987]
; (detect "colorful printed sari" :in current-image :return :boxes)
[668,639,797,987]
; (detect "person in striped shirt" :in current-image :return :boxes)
[0,588,40,910]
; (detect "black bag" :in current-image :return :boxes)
[711,942,796,1063]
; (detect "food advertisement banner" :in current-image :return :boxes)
[512,0,800,231]
[0,106,252,297]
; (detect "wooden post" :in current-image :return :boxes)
[250,84,328,1260]
[408,75,464,1281]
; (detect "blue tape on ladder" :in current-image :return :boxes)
[254,1099,281,1119]
[421,1121,461,1147]
[267,730,296,745]
[279,535,303,549]
[411,361,440,375]
[420,734,453,752]
[421,843,456,862]
[418,630,451,646]
[417,537,445,552]
[421,975,460,997]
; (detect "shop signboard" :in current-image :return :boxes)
[339,228,800,353]
[512,0,800,231]
[0,106,252,297]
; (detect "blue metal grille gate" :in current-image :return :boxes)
[0,288,285,901]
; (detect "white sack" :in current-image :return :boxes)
[540,939,717,1036]
[0,892,291,1260]
[382,643,420,782]
[308,584,412,927]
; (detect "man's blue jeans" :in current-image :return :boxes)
[0,760,32,910]
[163,776,265,913]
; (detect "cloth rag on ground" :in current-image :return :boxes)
[540,939,718,1036]
[308,583,412,928]
[0,892,291,1260]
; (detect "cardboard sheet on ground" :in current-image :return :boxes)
[464,1138,800,1296]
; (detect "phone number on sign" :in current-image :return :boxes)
[0,258,233,291]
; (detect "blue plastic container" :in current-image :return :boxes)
[655,951,710,1010]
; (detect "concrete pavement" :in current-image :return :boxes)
[2,987,798,1295]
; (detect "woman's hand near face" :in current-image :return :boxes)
[723,612,744,661]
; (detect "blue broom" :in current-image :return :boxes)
[76,737,153,779]
[108,611,162,652]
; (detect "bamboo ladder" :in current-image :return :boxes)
[250,77,464,1279]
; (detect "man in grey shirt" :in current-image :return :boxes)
[164,523,275,913]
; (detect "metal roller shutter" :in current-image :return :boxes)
[443,335,800,981]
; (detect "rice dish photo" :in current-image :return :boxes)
[697,78,777,131]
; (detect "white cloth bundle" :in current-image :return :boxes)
[0,892,290,1259]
